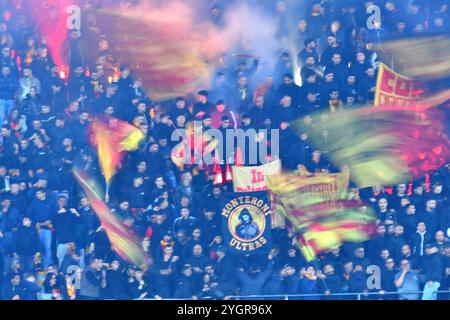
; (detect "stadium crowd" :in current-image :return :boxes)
[0,0,449,300]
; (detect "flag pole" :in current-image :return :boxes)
[105,181,110,204]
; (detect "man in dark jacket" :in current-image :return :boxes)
[0,65,17,127]
[0,196,21,268]
[276,74,301,109]
[379,258,398,300]
[13,217,39,273]
[321,264,344,300]
[193,90,214,119]
[422,244,444,300]
[410,222,433,262]
[173,208,198,235]
[173,264,196,299]
[237,253,274,299]
[26,188,56,268]
[106,260,129,300]
[213,247,237,297]
[368,224,389,261]
[352,246,371,272]
[387,225,407,263]
[348,264,368,297]
[418,199,441,236]
[53,195,81,267]
[185,244,209,292]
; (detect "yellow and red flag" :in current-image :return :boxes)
[374,63,426,108]
[90,116,144,185]
[73,167,151,269]
[295,105,450,188]
[267,173,376,262]
[374,63,450,110]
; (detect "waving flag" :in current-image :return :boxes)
[374,63,425,108]
[97,2,216,101]
[267,173,376,261]
[295,105,450,188]
[90,116,144,184]
[295,219,376,262]
[381,35,450,81]
[73,167,150,269]
[375,63,450,109]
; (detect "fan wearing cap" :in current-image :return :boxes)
[193,90,214,119]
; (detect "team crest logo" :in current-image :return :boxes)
[229,206,265,241]
[221,193,271,252]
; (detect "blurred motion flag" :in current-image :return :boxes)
[73,167,150,269]
[295,106,450,188]
[295,219,376,262]
[97,2,217,101]
[382,35,450,81]
[267,172,350,229]
[90,116,144,184]
[267,173,376,262]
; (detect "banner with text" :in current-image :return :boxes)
[232,160,284,228]
[232,160,282,192]
[374,63,425,108]
[221,192,271,255]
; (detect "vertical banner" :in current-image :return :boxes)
[221,191,271,254]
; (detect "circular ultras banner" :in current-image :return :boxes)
[228,204,266,242]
